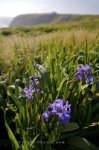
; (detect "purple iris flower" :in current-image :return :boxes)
[58,113,71,124]
[85,64,92,74]
[35,64,43,70]
[76,73,83,81]
[63,101,71,114]
[76,64,94,84]
[76,64,86,76]
[30,77,39,88]
[42,112,49,121]
[54,99,64,112]
[22,76,44,101]
[48,104,55,112]
[42,99,71,124]
[23,85,35,100]
[33,78,39,87]
[86,75,94,84]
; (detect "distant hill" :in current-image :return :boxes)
[0,17,13,28]
[10,13,82,27]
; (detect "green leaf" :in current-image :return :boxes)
[56,76,67,99]
[60,122,79,133]
[58,123,80,140]
[8,85,15,94]
[7,87,27,129]
[67,136,99,150]
[83,102,92,126]
[92,103,99,114]
[30,134,39,148]
[22,131,29,150]
[80,84,89,91]
[39,66,52,91]
[88,93,99,102]
[5,120,20,150]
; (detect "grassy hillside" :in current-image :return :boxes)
[10,13,81,27]
[10,13,99,27]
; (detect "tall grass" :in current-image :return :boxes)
[0,28,99,74]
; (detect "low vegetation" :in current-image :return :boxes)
[0,17,99,149]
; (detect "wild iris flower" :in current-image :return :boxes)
[42,112,49,121]
[84,64,92,74]
[30,77,39,88]
[42,99,71,124]
[23,78,43,100]
[23,85,34,100]
[85,75,94,84]
[76,64,94,84]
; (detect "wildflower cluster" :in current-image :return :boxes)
[76,64,94,84]
[42,99,71,124]
[23,77,43,100]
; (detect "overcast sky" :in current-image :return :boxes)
[0,0,99,17]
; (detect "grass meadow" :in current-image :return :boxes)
[0,18,99,150]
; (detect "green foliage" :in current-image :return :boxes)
[4,56,99,149]
[0,23,99,149]
[1,30,13,36]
